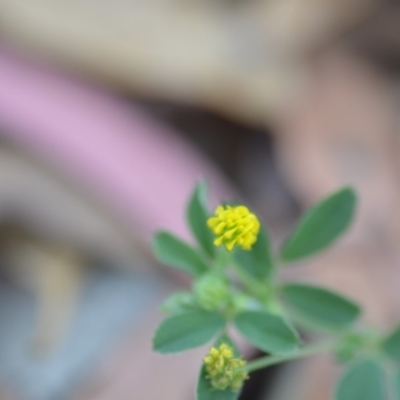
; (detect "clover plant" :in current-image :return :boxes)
[152,182,400,400]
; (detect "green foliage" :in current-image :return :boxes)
[196,336,242,400]
[151,182,400,400]
[281,188,356,262]
[335,359,386,400]
[234,311,300,354]
[153,310,225,353]
[334,333,366,363]
[234,226,274,281]
[187,181,215,257]
[160,291,197,314]
[382,325,400,362]
[196,378,240,400]
[153,231,208,277]
[282,284,361,331]
[393,372,400,400]
[194,273,230,311]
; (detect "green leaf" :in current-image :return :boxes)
[160,291,197,314]
[187,181,215,257]
[196,335,242,400]
[196,368,241,400]
[282,284,361,331]
[234,311,299,354]
[153,310,225,354]
[153,231,208,277]
[335,359,386,400]
[281,187,356,262]
[393,371,400,400]
[382,325,400,362]
[234,225,274,281]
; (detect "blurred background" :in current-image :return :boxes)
[1,0,400,399]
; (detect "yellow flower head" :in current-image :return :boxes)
[203,343,248,391]
[207,205,260,251]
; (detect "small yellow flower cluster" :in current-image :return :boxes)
[207,205,260,251]
[203,343,248,391]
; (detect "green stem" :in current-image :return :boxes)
[230,260,272,303]
[244,340,335,373]
[230,260,259,292]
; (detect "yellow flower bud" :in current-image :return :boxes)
[203,343,248,391]
[207,205,260,251]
